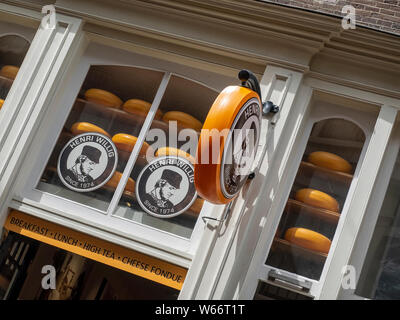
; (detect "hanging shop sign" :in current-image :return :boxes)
[194,70,263,204]
[57,132,118,192]
[4,210,187,290]
[136,156,197,218]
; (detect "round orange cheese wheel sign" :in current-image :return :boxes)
[194,85,262,204]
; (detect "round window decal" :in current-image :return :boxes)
[57,133,118,192]
[136,156,197,218]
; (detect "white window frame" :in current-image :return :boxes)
[181,66,305,299]
[336,118,400,300]
[313,81,400,300]
[239,77,400,300]
[4,26,247,269]
[0,7,82,225]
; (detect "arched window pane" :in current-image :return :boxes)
[266,118,365,280]
[0,35,30,103]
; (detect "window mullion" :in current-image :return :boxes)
[106,72,171,216]
[344,122,400,299]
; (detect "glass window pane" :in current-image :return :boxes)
[113,74,218,238]
[266,118,365,280]
[37,65,164,211]
[0,35,30,106]
[356,151,400,299]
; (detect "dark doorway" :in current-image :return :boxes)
[0,230,179,300]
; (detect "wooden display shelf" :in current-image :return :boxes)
[299,161,353,185]
[42,166,135,200]
[308,136,363,150]
[272,237,328,263]
[119,193,203,219]
[285,199,340,224]
[110,185,204,218]
[73,98,201,136]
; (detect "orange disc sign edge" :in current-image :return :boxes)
[194,85,260,204]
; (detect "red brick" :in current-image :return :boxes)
[380,8,396,15]
[353,0,376,5]
[379,14,400,22]
[380,26,398,32]
[360,17,379,23]
[357,9,376,17]
[376,3,396,9]
[376,18,394,25]
[363,4,381,11]
[353,3,367,9]
[383,0,398,4]
[263,0,400,34]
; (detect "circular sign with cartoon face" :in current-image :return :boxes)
[136,156,197,218]
[194,85,262,204]
[221,97,261,198]
[57,133,118,192]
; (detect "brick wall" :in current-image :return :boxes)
[262,0,400,35]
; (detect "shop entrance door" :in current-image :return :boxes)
[0,231,39,299]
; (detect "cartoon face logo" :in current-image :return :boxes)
[57,133,117,192]
[231,121,257,178]
[221,98,261,198]
[143,169,182,210]
[66,145,101,183]
[136,157,197,218]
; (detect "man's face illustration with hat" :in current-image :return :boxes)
[232,122,256,177]
[157,169,182,200]
[78,145,101,176]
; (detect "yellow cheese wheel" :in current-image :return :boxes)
[112,133,151,156]
[84,88,123,108]
[162,111,202,131]
[295,188,339,212]
[188,197,204,214]
[0,99,4,109]
[284,227,331,254]
[307,151,352,173]
[0,65,19,80]
[194,85,260,205]
[122,99,163,120]
[105,171,135,193]
[70,122,111,138]
[155,147,195,163]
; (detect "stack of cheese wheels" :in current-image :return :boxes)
[112,133,151,157]
[284,227,331,254]
[84,88,123,109]
[162,111,202,131]
[0,65,19,80]
[122,99,163,120]
[0,99,4,109]
[307,151,352,173]
[155,146,195,164]
[295,188,339,212]
[70,122,111,138]
[105,171,135,193]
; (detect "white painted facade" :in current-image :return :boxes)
[0,0,399,300]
